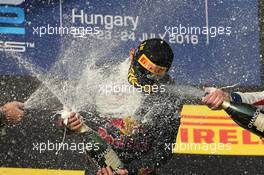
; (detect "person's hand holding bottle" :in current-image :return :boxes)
[96,167,128,175]
[202,87,230,110]
[0,101,25,125]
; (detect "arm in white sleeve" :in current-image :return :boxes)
[231,91,264,110]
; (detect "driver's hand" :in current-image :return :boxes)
[96,167,128,175]
[65,112,83,131]
[202,87,230,110]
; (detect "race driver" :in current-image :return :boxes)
[60,39,183,175]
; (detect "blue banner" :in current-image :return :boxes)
[0,0,261,86]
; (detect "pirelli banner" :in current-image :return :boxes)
[175,105,264,155]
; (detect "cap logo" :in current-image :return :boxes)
[137,54,167,75]
[139,42,146,51]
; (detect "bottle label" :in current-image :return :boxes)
[254,111,264,132]
[104,148,123,171]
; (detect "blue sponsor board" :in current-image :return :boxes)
[0,0,261,86]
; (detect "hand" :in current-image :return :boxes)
[1,101,24,124]
[65,112,83,132]
[202,88,230,110]
[97,167,128,175]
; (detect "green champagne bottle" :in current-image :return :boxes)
[82,127,124,174]
[222,101,264,138]
[59,107,124,174]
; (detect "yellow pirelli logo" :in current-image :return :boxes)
[0,168,85,175]
[174,105,264,156]
[137,54,167,75]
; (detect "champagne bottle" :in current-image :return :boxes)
[59,107,124,174]
[82,127,124,174]
[221,101,264,138]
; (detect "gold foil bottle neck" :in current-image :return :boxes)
[221,101,231,110]
[78,123,90,133]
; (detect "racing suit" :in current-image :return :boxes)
[231,91,264,110]
[79,75,182,175]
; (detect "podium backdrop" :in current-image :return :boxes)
[0,0,261,86]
